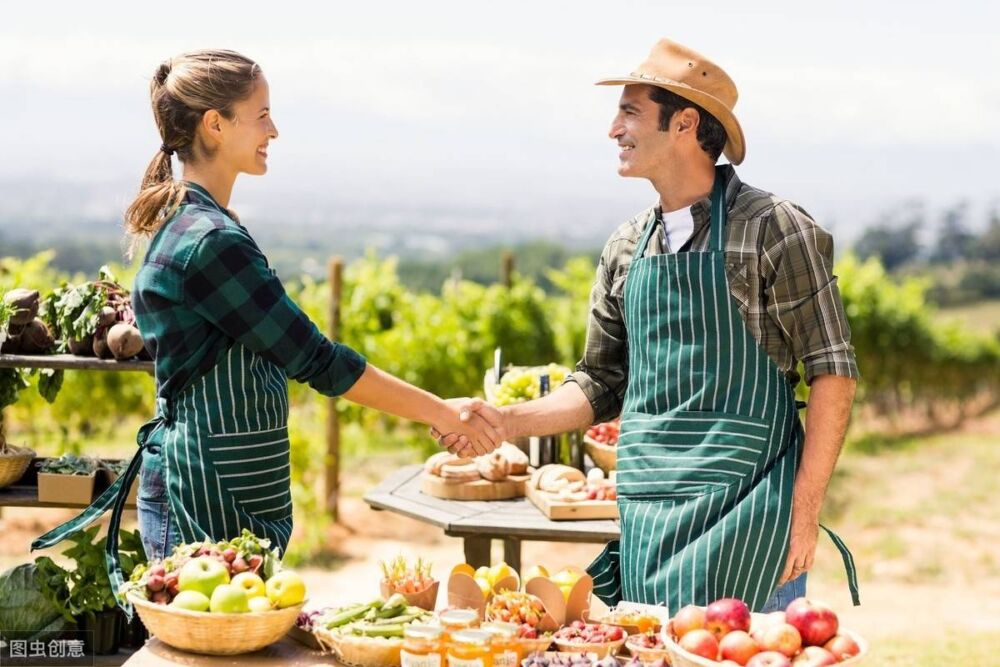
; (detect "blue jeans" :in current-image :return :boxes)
[136,452,181,561]
[759,573,807,612]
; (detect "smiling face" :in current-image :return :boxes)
[216,75,278,176]
[608,84,676,179]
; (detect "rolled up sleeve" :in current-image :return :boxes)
[565,250,629,423]
[761,202,860,384]
[184,228,366,397]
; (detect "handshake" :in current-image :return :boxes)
[431,398,510,459]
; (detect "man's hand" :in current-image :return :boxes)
[779,499,819,585]
[432,398,509,457]
[431,398,502,458]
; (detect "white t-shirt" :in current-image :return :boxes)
[661,206,695,253]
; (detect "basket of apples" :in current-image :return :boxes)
[664,597,867,666]
[583,420,619,474]
[122,529,307,655]
[553,621,628,658]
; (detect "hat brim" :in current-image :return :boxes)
[596,76,746,165]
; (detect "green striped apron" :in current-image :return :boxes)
[32,339,293,618]
[587,166,859,613]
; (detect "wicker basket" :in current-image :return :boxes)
[624,636,671,664]
[0,445,35,489]
[128,594,305,655]
[583,436,617,474]
[553,636,627,658]
[314,629,404,667]
[518,635,554,655]
[662,615,869,666]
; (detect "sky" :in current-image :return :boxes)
[1,0,998,244]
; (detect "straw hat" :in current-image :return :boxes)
[596,39,746,164]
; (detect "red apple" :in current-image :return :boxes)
[719,630,760,665]
[824,634,860,660]
[673,604,707,639]
[705,597,752,639]
[792,646,837,666]
[759,623,802,658]
[747,652,793,667]
[785,598,839,647]
[678,628,719,660]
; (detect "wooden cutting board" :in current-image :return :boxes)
[526,483,619,520]
[421,472,530,500]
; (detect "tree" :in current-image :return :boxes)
[930,201,976,265]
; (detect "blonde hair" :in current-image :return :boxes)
[124,50,261,254]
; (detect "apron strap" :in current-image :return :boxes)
[709,164,728,253]
[31,403,171,620]
[820,523,861,606]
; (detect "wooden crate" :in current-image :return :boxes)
[526,482,619,521]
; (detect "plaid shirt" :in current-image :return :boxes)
[567,165,859,424]
[134,183,366,404]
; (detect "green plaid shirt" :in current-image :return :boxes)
[134,182,366,408]
[567,165,859,423]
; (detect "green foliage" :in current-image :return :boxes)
[37,454,98,475]
[61,526,117,616]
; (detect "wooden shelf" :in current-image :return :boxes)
[0,483,136,509]
[0,353,153,374]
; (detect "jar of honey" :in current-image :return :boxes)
[447,629,494,667]
[439,609,480,639]
[481,622,520,667]
[402,625,446,667]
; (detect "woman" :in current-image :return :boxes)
[33,50,496,611]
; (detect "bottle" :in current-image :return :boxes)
[402,625,446,667]
[538,374,553,466]
[447,629,494,667]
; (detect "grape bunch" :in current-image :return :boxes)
[492,364,571,407]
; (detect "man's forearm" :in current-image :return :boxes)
[502,382,595,439]
[794,374,857,518]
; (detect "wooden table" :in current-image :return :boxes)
[363,465,619,572]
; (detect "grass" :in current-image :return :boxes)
[872,630,1000,666]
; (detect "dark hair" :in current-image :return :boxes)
[124,50,261,254]
[647,87,727,161]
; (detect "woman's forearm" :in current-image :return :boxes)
[342,364,447,426]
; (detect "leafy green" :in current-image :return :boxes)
[37,453,97,475]
[0,561,75,641]
[61,526,116,615]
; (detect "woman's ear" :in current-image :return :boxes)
[200,109,225,146]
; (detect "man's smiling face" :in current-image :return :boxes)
[608,84,675,179]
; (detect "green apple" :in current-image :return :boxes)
[265,571,306,609]
[231,572,267,599]
[170,590,210,612]
[248,596,274,613]
[210,583,250,614]
[178,556,230,598]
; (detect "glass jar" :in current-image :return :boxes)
[402,625,446,667]
[482,622,520,667]
[447,629,494,667]
[439,609,480,640]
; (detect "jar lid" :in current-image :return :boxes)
[439,609,480,625]
[481,622,518,638]
[405,625,444,640]
[450,630,493,646]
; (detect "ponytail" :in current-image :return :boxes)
[124,149,186,257]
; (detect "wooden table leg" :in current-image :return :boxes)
[503,537,521,573]
[464,537,492,567]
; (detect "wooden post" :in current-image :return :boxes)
[501,250,514,289]
[326,257,344,521]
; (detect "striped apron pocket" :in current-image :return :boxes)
[616,411,771,499]
[203,425,293,520]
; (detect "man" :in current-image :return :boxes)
[446,38,860,612]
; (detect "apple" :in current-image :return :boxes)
[490,562,516,586]
[266,570,307,609]
[792,646,837,666]
[146,574,165,593]
[210,583,250,613]
[522,565,549,584]
[747,652,793,667]
[475,577,493,596]
[231,572,267,599]
[248,595,274,613]
[672,604,707,639]
[178,556,230,598]
[705,598,752,639]
[759,623,802,658]
[678,628,719,660]
[720,630,760,665]
[231,557,249,574]
[785,598,838,647]
[171,590,210,612]
[824,634,860,660]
